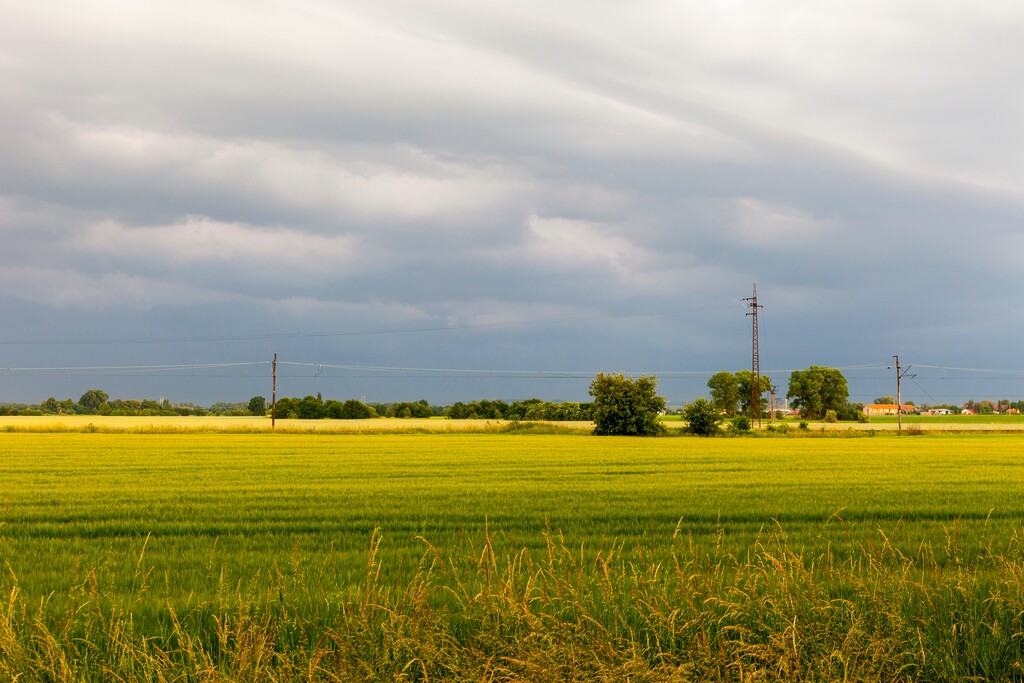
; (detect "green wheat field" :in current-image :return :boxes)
[2,430,1024,680]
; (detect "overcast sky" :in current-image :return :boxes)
[2,1,1022,406]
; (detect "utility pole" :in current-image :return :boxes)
[893,355,912,434]
[272,353,277,431]
[743,284,763,427]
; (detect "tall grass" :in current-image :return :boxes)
[2,525,1023,681]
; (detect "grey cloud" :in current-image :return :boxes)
[1,0,1022,405]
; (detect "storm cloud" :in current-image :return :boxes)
[2,0,1022,405]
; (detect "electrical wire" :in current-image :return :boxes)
[4,359,1007,379]
[0,303,744,346]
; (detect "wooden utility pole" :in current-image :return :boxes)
[272,353,277,430]
[893,355,912,434]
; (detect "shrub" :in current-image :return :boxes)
[732,415,751,432]
[824,409,838,423]
[683,398,722,436]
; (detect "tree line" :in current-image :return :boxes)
[270,395,441,420]
[0,390,212,417]
[8,365,1007,435]
[271,395,594,421]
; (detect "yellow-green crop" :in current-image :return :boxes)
[3,432,1024,599]
[2,431,1024,679]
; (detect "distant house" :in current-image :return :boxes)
[961,409,976,415]
[863,403,917,416]
[1007,408,1020,415]
[924,408,953,416]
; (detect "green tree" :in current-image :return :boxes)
[589,373,665,436]
[339,399,376,419]
[786,366,848,420]
[735,370,772,417]
[78,389,109,414]
[297,395,325,419]
[248,396,267,416]
[874,395,896,404]
[274,397,298,419]
[446,402,470,419]
[837,402,866,421]
[683,398,722,436]
[707,371,740,415]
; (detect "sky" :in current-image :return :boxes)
[2,0,1023,407]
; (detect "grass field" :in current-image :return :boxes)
[0,414,585,433]
[2,431,1024,680]
[7,413,1024,433]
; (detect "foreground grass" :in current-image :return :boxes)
[3,432,1024,679]
[2,526,1023,681]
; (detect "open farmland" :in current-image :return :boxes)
[0,414,593,433]
[7,413,1024,433]
[2,431,1024,680]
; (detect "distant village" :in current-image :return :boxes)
[770,398,1023,418]
[848,399,1019,417]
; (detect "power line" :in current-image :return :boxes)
[0,359,977,379]
[281,361,736,379]
[0,303,744,347]
[2,361,267,375]
[907,364,1024,376]
[5,358,1024,398]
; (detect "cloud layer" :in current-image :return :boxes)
[2,0,1022,404]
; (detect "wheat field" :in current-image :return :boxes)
[1,431,1023,680]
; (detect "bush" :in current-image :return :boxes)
[732,415,751,432]
[824,409,838,423]
[683,398,722,436]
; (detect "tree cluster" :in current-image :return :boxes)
[2,390,208,417]
[446,399,593,421]
[706,370,772,416]
[272,395,379,420]
[697,366,868,426]
[371,401,438,419]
